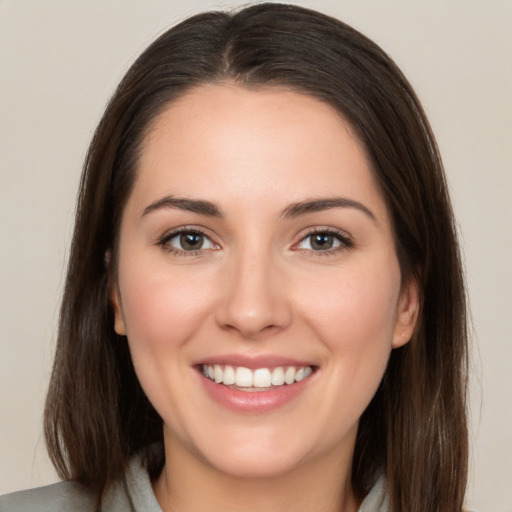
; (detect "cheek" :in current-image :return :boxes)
[118,261,217,356]
[300,256,401,370]
[116,259,221,427]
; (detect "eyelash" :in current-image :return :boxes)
[157,227,354,257]
[294,228,354,256]
[158,227,217,256]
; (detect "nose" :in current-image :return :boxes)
[214,248,292,340]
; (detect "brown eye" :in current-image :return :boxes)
[310,233,336,250]
[180,233,205,250]
[163,230,216,253]
[296,230,352,253]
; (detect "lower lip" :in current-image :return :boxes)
[199,372,314,413]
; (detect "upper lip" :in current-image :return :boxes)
[194,354,316,370]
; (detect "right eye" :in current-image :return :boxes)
[160,229,217,254]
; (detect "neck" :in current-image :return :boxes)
[153,434,360,512]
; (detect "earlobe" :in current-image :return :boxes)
[392,278,420,348]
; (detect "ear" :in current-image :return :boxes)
[392,277,420,348]
[111,285,127,336]
[106,250,127,336]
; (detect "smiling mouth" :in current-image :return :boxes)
[201,364,315,390]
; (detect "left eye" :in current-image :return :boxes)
[164,231,216,252]
[297,232,346,251]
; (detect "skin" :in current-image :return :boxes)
[112,84,419,512]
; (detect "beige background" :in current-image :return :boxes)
[1,1,511,510]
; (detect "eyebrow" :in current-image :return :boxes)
[142,196,224,218]
[142,195,377,224]
[281,197,377,223]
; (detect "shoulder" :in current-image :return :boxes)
[0,481,96,512]
[0,479,134,512]
[0,444,163,512]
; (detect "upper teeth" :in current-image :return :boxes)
[202,365,313,388]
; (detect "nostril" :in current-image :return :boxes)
[219,320,285,341]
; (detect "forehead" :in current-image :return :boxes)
[130,83,389,224]
[144,83,364,158]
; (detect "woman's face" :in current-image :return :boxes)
[112,84,418,479]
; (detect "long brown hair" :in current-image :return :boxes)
[44,4,469,510]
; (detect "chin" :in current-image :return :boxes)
[203,449,304,480]
[171,423,312,480]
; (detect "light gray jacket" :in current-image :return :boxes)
[0,455,388,512]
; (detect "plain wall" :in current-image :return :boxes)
[1,1,511,510]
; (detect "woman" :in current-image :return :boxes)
[0,3,469,511]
